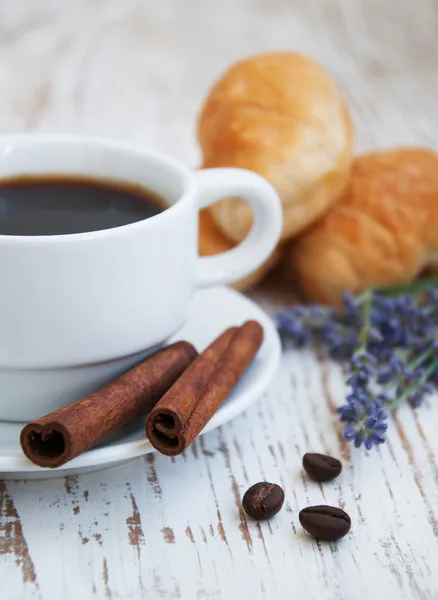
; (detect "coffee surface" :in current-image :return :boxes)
[0,175,166,236]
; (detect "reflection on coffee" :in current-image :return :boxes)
[0,175,167,236]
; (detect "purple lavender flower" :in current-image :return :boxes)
[339,394,389,450]
[275,277,438,452]
[342,290,361,322]
[275,312,311,347]
[376,355,404,384]
[320,322,359,361]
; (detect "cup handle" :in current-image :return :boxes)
[195,168,282,287]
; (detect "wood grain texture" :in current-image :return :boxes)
[1,0,438,599]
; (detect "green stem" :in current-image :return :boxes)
[383,346,434,395]
[373,277,438,297]
[409,347,435,370]
[386,356,438,411]
[356,290,373,353]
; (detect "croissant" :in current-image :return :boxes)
[289,149,438,305]
[198,52,353,243]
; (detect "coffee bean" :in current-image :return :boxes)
[242,482,285,520]
[302,453,342,482]
[299,505,351,541]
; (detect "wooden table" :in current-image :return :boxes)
[1,1,438,598]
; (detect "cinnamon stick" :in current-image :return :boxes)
[145,320,263,456]
[20,341,197,468]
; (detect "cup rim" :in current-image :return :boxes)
[0,133,195,244]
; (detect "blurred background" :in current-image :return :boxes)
[1,0,437,166]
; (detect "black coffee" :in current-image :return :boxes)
[0,175,167,236]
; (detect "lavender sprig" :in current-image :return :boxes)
[275,280,438,452]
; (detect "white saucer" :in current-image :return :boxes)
[0,287,281,480]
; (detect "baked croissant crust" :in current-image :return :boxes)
[290,149,438,305]
[198,52,353,243]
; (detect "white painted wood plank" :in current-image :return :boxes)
[1,0,438,599]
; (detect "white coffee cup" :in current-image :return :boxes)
[0,135,282,421]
